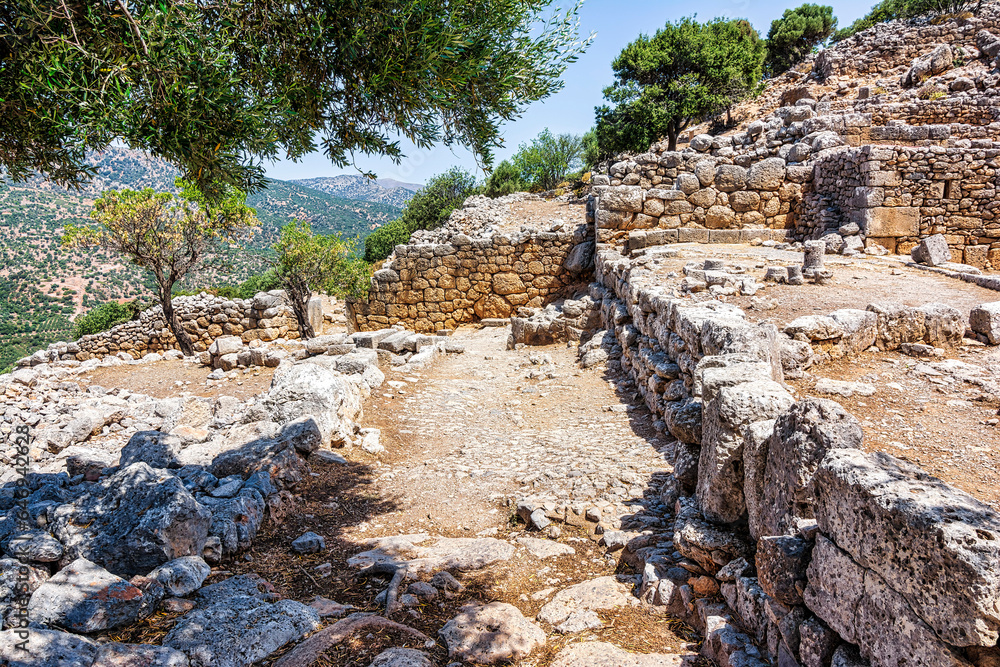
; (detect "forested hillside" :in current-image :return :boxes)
[0,148,401,369]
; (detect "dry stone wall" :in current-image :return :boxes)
[36,292,316,363]
[591,246,1000,667]
[807,144,1000,263]
[815,8,1000,79]
[350,225,594,333]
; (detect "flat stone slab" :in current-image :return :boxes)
[439,602,545,664]
[550,642,696,667]
[813,378,876,398]
[537,576,635,627]
[368,647,434,667]
[516,537,576,559]
[347,534,515,574]
[0,628,99,667]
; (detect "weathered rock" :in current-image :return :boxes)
[813,378,876,398]
[829,309,877,357]
[276,416,323,454]
[0,558,48,629]
[148,557,211,598]
[28,558,157,633]
[756,536,811,606]
[50,463,212,577]
[697,380,794,524]
[757,399,862,539]
[118,431,185,469]
[549,641,691,667]
[798,616,839,667]
[368,647,434,667]
[517,537,575,559]
[163,578,320,667]
[254,364,361,446]
[91,643,191,667]
[813,448,1000,647]
[804,536,969,667]
[202,489,266,558]
[970,302,1000,346]
[903,44,954,87]
[0,628,98,667]
[5,529,63,563]
[673,498,750,574]
[666,399,702,445]
[564,241,595,273]
[919,303,964,347]
[537,576,633,626]
[439,602,545,664]
[347,534,515,574]
[866,302,926,350]
[210,431,308,491]
[910,234,952,266]
[291,531,326,554]
[747,157,786,191]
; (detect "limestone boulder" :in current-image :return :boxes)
[253,363,361,446]
[813,448,1000,647]
[0,628,99,667]
[910,234,951,266]
[919,303,964,347]
[866,302,926,350]
[49,463,212,577]
[970,302,1000,345]
[27,557,158,633]
[439,602,545,664]
[804,536,970,667]
[756,399,862,539]
[697,380,794,524]
[119,431,185,469]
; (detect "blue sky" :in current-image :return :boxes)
[266,0,874,185]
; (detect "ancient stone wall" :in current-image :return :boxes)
[805,144,1000,263]
[593,153,812,246]
[815,7,1000,79]
[63,292,306,362]
[596,139,1000,268]
[350,227,594,333]
[592,246,1000,667]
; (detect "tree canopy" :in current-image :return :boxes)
[510,128,585,191]
[601,16,766,153]
[1,1,591,199]
[766,4,837,75]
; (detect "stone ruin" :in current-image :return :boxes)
[4,6,1000,667]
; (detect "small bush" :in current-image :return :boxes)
[363,167,481,263]
[929,90,947,100]
[483,160,527,197]
[364,218,412,263]
[72,301,134,338]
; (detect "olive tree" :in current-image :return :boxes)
[62,180,257,355]
[1,1,591,199]
[274,221,370,339]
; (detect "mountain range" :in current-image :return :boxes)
[291,175,421,208]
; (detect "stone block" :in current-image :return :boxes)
[756,535,811,606]
[866,302,926,350]
[805,536,972,667]
[860,207,919,238]
[697,380,794,524]
[708,229,741,244]
[757,399,862,539]
[970,302,1000,345]
[813,448,1000,647]
[911,234,952,266]
[678,228,710,244]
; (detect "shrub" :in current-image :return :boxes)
[483,160,527,197]
[72,301,133,338]
[511,129,584,191]
[765,4,837,75]
[364,218,412,263]
[363,167,481,262]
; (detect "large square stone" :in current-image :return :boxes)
[860,207,919,237]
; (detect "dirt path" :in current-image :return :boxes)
[170,327,700,667]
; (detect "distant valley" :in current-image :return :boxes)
[0,147,412,369]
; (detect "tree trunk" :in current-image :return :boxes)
[667,129,678,152]
[160,282,194,356]
[286,279,315,340]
